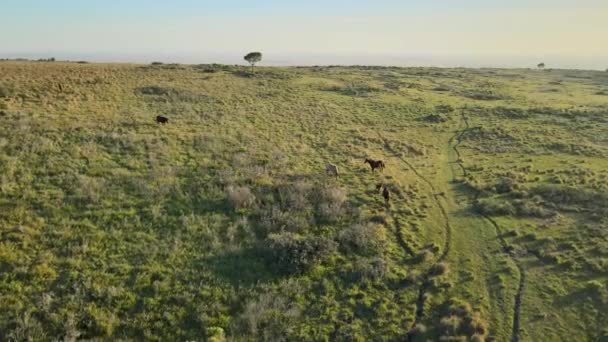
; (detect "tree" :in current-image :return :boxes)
[244,52,262,75]
[537,62,545,70]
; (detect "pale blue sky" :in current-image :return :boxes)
[1,0,607,68]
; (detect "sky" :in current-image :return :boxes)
[1,0,607,69]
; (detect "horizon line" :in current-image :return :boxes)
[1,52,607,71]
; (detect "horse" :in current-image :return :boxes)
[326,163,339,178]
[382,185,390,205]
[365,158,385,172]
[156,115,169,124]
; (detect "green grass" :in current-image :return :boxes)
[0,61,607,341]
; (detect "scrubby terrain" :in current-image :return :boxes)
[0,61,607,341]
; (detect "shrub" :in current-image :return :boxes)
[0,83,15,98]
[352,257,387,281]
[135,86,173,96]
[495,177,515,194]
[438,298,488,341]
[586,280,605,293]
[265,233,337,274]
[430,262,450,277]
[512,199,555,218]
[285,181,312,211]
[408,323,427,337]
[207,327,226,342]
[422,114,448,123]
[440,314,462,335]
[436,104,455,113]
[256,204,308,235]
[417,249,434,263]
[462,89,508,101]
[227,185,256,210]
[530,184,607,208]
[229,292,300,339]
[473,198,515,216]
[315,186,347,223]
[493,107,529,119]
[338,223,384,256]
[6,312,47,341]
[197,63,234,73]
[75,175,106,204]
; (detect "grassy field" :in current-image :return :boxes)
[0,61,607,341]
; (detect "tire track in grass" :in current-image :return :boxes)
[379,138,453,342]
[349,108,453,341]
[453,108,525,342]
[393,216,416,257]
[308,102,420,338]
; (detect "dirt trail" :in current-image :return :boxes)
[453,109,525,342]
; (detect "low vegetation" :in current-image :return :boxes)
[0,61,606,341]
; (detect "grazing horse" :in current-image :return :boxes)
[156,115,169,124]
[365,158,385,172]
[326,163,339,178]
[382,185,390,205]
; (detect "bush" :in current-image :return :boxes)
[408,323,427,338]
[265,233,337,274]
[75,175,106,204]
[495,177,516,194]
[256,204,308,235]
[315,187,347,223]
[473,198,515,216]
[430,262,450,277]
[229,292,300,339]
[227,185,256,210]
[462,89,508,101]
[512,199,555,218]
[0,83,15,98]
[586,280,605,293]
[422,114,448,123]
[207,327,226,342]
[438,298,488,341]
[197,63,235,73]
[352,257,387,281]
[530,184,607,208]
[285,181,312,211]
[338,223,384,256]
[436,104,455,113]
[417,249,435,263]
[493,106,529,119]
[135,86,173,96]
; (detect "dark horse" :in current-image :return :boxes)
[156,115,169,124]
[382,185,390,205]
[365,158,385,172]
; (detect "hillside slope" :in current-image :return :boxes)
[0,62,607,341]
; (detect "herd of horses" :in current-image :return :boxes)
[155,115,391,205]
[326,158,390,205]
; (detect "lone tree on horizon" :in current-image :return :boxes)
[537,62,545,70]
[244,52,262,75]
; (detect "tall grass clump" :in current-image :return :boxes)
[227,185,256,210]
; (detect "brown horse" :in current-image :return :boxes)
[365,158,385,172]
[156,115,169,124]
[382,185,390,205]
